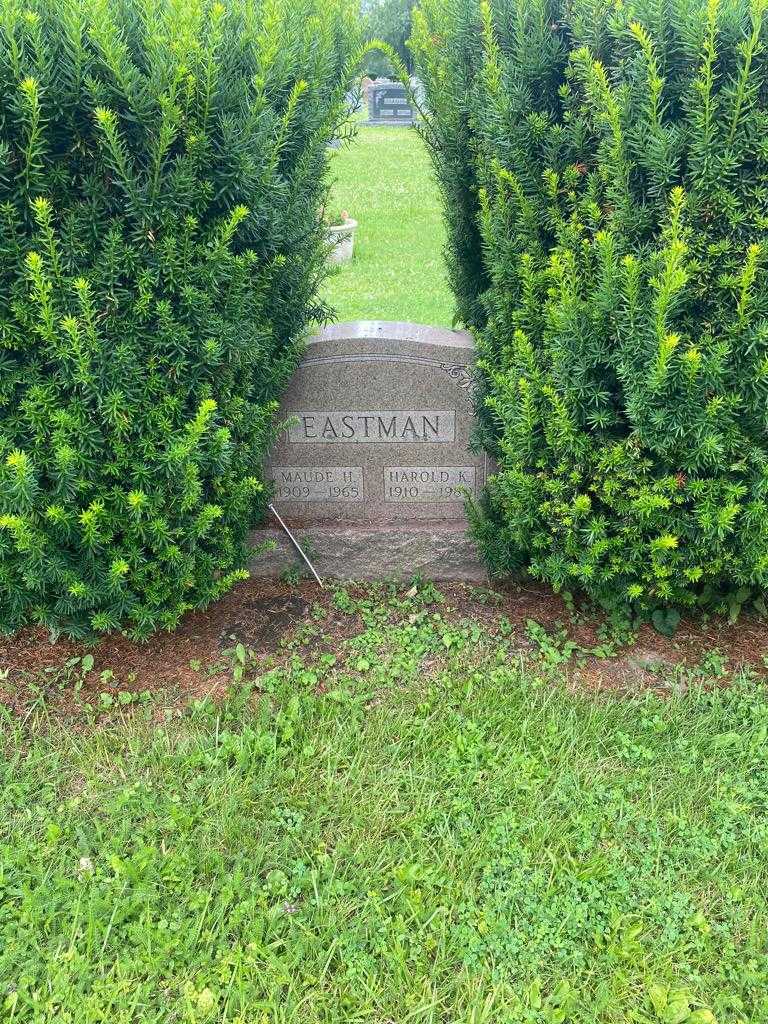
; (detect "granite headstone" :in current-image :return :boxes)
[367,81,416,125]
[250,322,489,581]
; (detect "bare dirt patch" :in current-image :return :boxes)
[2,578,767,714]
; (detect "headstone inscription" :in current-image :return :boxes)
[250,322,489,581]
[265,322,487,523]
[367,81,416,125]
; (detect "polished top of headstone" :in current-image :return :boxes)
[312,320,474,350]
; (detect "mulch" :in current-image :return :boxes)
[2,578,768,716]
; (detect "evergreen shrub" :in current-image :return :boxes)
[0,0,358,638]
[412,0,768,616]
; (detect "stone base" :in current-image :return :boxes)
[363,119,417,127]
[248,521,487,582]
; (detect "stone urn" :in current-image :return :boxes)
[327,216,357,265]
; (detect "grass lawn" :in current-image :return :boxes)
[322,125,454,327]
[2,582,767,1023]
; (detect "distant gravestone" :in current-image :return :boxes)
[367,81,416,125]
[250,322,489,581]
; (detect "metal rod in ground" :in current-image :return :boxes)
[268,503,324,589]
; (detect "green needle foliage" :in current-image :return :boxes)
[412,0,768,617]
[0,0,359,639]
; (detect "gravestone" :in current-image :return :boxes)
[367,81,416,126]
[250,322,489,581]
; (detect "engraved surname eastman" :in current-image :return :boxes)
[385,466,476,503]
[288,411,456,444]
[270,466,363,502]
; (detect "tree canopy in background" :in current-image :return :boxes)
[362,0,416,75]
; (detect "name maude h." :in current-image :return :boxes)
[288,410,456,444]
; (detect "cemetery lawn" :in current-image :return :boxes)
[322,125,454,327]
[3,583,768,1023]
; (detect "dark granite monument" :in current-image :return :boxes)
[367,81,416,126]
[250,322,489,581]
